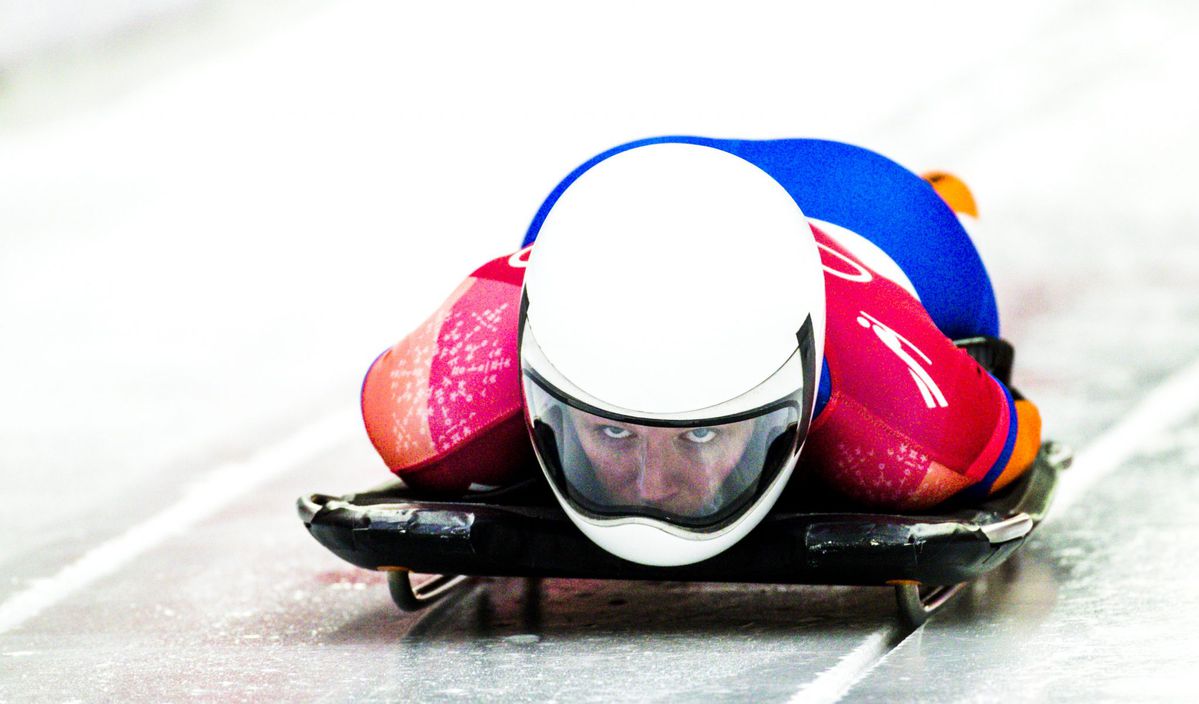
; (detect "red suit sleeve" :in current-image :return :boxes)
[803,226,1029,509]
[359,248,535,492]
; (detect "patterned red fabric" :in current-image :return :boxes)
[360,252,533,491]
[804,226,1010,508]
[361,234,1013,506]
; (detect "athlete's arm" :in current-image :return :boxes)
[805,226,1040,509]
[360,249,534,492]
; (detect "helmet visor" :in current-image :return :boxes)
[523,375,803,531]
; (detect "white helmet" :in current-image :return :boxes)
[519,142,825,566]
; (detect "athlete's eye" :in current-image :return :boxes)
[601,425,633,440]
[683,427,717,444]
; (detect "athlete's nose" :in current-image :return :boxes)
[636,433,686,503]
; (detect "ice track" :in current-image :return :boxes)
[4,2,1199,702]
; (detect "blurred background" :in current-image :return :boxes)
[3,2,1199,701]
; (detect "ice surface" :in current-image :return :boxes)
[3,1,1199,702]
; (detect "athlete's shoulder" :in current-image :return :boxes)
[807,224,1012,508]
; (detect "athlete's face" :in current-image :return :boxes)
[566,408,756,517]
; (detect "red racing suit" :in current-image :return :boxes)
[360,225,1041,510]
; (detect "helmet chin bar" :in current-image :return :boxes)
[557,448,802,567]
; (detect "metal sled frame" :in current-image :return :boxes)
[299,441,1068,626]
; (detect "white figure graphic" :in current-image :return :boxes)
[856,311,948,409]
[508,245,533,268]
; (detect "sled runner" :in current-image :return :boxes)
[299,441,1066,626]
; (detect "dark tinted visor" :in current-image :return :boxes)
[524,374,803,531]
